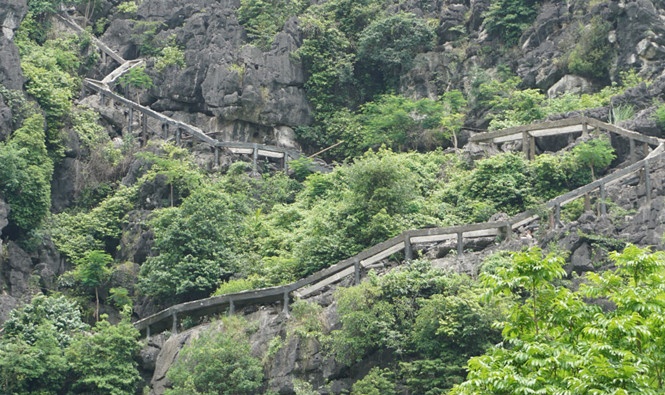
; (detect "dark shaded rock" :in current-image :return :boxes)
[118,210,154,264]
[569,242,593,274]
[0,294,18,325]
[0,0,27,91]
[51,157,81,213]
[2,241,33,297]
[0,196,8,236]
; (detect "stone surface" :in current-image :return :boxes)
[548,75,594,98]
[2,241,33,298]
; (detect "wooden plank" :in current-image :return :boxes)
[257,149,285,158]
[511,214,539,230]
[470,117,587,143]
[410,233,457,244]
[228,147,254,155]
[585,117,662,146]
[529,124,587,137]
[102,59,145,84]
[493,133,523,143]
[361,241,405,267]
[464,228,500,238]
[296,266,356,297]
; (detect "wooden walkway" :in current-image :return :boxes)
[470,116,661,161]
[59,11,665,337]
[135,145,665,336]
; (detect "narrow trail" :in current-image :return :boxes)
[59,12,665,337]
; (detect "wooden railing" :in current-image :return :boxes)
[59,11,665,337]
[469,116,661,160]
[83,79,332,173]
[134,144,665,336]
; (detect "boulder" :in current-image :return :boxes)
[547,75,594,98]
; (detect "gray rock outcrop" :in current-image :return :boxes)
[0,0,27,140]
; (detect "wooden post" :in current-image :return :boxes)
[146,325,150,340]
[529,134,536,160]
[457,232,464,256]
[252,143,259,174]
[645,159,651,202]
[162,123,169,139]
[100,92,107,106]
[584,193,591,211]
[582,122,589,137]
[229,299,235,315]
[141,112,148,147]
[554,203,561,228]
[283,292,289,313]
[214,148,220,167]
[644,142,649,158]
[630,139,636,164]
[503,224,512,241]
[354,258,360,285]
[171,312,177,335]
[404,235,413,261]
[175,128,181,145]
[599,184,607,216]
[522,131,529,157]
[127,107,134,134]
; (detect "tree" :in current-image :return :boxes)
[439,90,468,150]
[451,245,665,394]
[66,312,142,395]
[166,317,264,395]
[351,367,396,395]
[572,137,616,180]
[357,12,434,90]
[3,294,88,347]
[73,250,113,321]
[139,184,249,303]
[0,295,86,395]
[118,65,153,100]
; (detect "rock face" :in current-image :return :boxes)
[0,0,27,140]
[101,0,310,146]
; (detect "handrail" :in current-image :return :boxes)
[470,116,663,146]
[133,145,665,335]
[61,10,665,336]
[56,14,125,64]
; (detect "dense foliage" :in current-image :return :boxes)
[332,261,502,393]
[0,297,141,395]
[166,316,264,395]
[452,245,665,394]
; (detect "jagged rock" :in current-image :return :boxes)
[51,157,81,213]
[118,210,154,264]
[570,242,593,274]
[2,241,33,298]
[141,334,167,372]
[150,328,197,395]
[0,0,27,90]
[0,197,8,236]
[548,75,594,98]
[0,294,17,324]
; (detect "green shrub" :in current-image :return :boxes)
[238,0,309,50]
[483,0,542,46]
[567,17,613,80]
[351,367,396,395]
[652,103,665,129]
[166,317,263,395]
[0,113,53,235]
